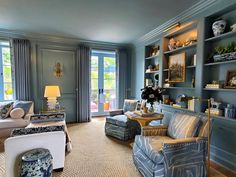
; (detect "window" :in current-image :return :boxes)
[0,41,13,100]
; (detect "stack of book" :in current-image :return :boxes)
[205,84,222,89]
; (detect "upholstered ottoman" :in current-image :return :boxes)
[105,114,140,140]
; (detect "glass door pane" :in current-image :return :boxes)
[90,56,99,113]
[103,56,117,111]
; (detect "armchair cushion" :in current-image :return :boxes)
[135,135,173,164]
[106,115,128,127]
[168,113,200,139]
[123,99,138,113]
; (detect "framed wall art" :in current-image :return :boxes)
[225,70,236,88]
[168,52,186,83]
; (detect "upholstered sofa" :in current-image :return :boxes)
[133,113,209,177]
[0,101,34,137]
[5,126,66,177]
[105,99,141,141]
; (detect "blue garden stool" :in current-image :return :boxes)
[20,148,53,177]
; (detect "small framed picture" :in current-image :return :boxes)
[135,102,142,111]
[225,70,236,88]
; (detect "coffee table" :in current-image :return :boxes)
[125,111,164,126]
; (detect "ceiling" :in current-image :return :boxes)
[0,0,200,44]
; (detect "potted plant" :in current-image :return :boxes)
[213,42,236,62]
[141,86,163,112]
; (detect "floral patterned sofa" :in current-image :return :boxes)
[133,112,209,177]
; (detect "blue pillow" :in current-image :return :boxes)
[13,101,33,114]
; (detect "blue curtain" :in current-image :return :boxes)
[77,45,91,122]
[117,49,129,108]
[12,39,31,101]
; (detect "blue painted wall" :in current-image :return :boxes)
[130,0,236,173]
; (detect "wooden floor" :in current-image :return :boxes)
[211,161,236,177]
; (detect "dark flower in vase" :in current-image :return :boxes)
[141,86,163,106]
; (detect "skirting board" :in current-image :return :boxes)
[210,145,236,174]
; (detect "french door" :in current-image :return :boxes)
[90,50,117,116]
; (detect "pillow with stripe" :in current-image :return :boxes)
[168,113,200,139]
[198,118,210,137]
[0,102,13,119]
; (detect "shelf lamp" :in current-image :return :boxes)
[163,22,180,32]
[44,85,61,110]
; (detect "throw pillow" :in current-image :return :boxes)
[168,113,200,139]
[11,125,65,137]
[123,100,138,112]
[0,102,13,119]
[13,101,33,115]
[10,108,25,119]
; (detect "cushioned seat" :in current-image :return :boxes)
[0,118,29,129]
[134,135,173,164]
[106,115,129,127]
[105,99,140,141]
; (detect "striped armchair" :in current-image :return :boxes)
[133,113,209,177]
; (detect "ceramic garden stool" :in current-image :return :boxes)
[20,148,53,177]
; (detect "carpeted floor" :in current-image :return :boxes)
[0,118,228,177]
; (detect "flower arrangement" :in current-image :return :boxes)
[141,86,163,107]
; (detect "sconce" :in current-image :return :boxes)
[54,62,63,78]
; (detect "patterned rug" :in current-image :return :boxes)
[0,118,227,177]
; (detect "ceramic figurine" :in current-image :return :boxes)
[168,38,176,50]
[231,24,236,32]
[212,20,226,36]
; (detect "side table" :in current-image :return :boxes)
[125,112,164,127]
[20,148,53,177]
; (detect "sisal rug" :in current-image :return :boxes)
[0,118,228,177]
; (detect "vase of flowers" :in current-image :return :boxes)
[141,86,163,112]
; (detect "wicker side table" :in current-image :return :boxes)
[20,148,53,177]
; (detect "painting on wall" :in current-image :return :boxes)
[168,52,186,83]
[225,70,236,88]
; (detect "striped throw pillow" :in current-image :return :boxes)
[168,113,200,139]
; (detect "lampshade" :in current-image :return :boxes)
[44,86,61,98]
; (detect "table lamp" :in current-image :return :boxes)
[44,85,61,110]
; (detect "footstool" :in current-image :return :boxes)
[20,148,53,177]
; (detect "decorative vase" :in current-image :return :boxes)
[212,20,226,36]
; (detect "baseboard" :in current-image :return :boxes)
[210,145,236,174]
[211,160,236,177]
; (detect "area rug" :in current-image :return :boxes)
[0,118,228,177]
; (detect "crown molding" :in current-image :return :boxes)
[133,0,218,46]
[0,28,129,48]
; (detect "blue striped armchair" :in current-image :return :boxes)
[133,113,209,177]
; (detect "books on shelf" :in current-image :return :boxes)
[205,108,223,116]
[205,84,223,89]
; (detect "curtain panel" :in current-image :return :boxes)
[117,49,129,108]
[12,39,31,101]
[77,45,91,122]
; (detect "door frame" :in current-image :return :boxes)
[90,49,118,116]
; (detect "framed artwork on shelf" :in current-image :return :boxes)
[168,52,186,83]
[225,70,236,89]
